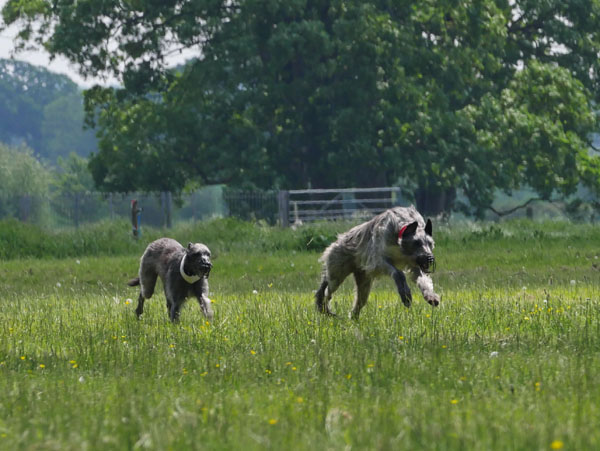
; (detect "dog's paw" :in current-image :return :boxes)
[425,293,440,307]
[323,309,338,318]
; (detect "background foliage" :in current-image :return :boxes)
[0,59,97,162]
[4,0,600,216]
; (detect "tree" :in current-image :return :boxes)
[4,0,600,216]
[42,92,98,161]
[52,152,96,195]
[51,152,103,226]
[0,59,98,161]
[0,143,50,222]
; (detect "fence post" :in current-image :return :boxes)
[191,190,196,222]
[18,195,31,222]
[131,199,142,238]
[161,191,173,228]
[109,192,114,220]
[74,192,80,228]
[278,190,290,227]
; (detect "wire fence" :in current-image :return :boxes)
[1,185,598,229]
[0,186,279,228]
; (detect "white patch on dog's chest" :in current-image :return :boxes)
[180,254,201,284]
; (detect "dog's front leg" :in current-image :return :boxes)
[193,279,214,320]
[411,269,440,306]
[383,258,412,307]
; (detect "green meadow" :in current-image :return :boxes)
[1,219,599,450]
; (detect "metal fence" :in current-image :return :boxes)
[2,185,597,229]
[278,187,404,226]
[0,186,279,228]
[1,186,402,228]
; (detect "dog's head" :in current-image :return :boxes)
[397,219,435,273]
[185,242,213,278]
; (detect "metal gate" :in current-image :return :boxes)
[278,187,404,226]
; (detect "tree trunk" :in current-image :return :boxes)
[414,186,456,217]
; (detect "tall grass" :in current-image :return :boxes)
[0,219,599,449]
[0,217,346,259]
[1,216,599,259]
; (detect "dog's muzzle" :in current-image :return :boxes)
[417,255,436,274]
[201,262,212,277]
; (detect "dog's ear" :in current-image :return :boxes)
[188,242,193,250]
[425,219,433,237]
[399,221,419,238]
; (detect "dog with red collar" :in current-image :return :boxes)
[315,206,440,319]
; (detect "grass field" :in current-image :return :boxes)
[1,219,599,450]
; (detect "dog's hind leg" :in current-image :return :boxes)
[350,270,372,320]
[134,270,158,318]
[315,278,341,316]
[321,276,344,316]
[316,253,352,316]
[315,278,329,314]
[169,298,183,323]
[139,271,158,300]
[135,293,145,318]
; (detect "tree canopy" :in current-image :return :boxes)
[4,0,600,215]
[0,59,98,162]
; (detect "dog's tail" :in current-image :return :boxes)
[127,277,140,287]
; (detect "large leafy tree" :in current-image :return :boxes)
[4,0,600,215]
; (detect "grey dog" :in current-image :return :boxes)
[315,206,440,319]
[128,238,213,322]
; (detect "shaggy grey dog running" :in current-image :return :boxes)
[128,238,213,322]
[315,206,440,319]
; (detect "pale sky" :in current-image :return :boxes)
[0,0,109,87]
[0,0,198,87]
